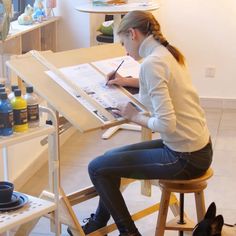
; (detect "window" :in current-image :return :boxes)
[12,0,34,20]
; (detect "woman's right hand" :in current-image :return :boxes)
[106,72,130,87]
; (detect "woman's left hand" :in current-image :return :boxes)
[114,102,140,121]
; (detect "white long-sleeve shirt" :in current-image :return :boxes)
[138,35,209,152]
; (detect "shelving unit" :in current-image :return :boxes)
[0,195,56,234]
[0,17,60,77]
[0,107,60,235]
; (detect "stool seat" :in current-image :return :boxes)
[160,168,213,184]
[155,168,214,236]
[159,168,214,193]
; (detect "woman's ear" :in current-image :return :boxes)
[129,28,145,42]
[128,28,137,40]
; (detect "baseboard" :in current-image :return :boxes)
[200,97,236,109]
[14,126,77,190]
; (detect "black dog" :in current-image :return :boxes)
[192,202,224,236]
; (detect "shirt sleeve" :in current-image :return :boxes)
[141,59,176,133]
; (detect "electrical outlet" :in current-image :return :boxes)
[205,67,216,78]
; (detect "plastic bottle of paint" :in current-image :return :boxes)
[11,89,28,132]
[0,84,5,94]
[24,86,39,128]
[0,87,5,93]
[0,92,13,136]
[8,85,19,100]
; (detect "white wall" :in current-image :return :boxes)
[154,0,236,98]
[54,0,103,50]
[55,0,236,98]
[54,0,90,50]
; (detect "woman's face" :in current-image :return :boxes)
[119,31,141,61]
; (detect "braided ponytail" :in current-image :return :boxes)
[149,14,185,65]
[117,11,185,66]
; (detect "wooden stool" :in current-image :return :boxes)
[155,168,213,236]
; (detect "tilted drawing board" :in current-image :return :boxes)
[6,44,144,133]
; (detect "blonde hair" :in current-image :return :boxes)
[117,11,185,66]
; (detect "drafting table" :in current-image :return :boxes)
[6,43,178,236]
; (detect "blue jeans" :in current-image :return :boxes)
[88,139,213,234]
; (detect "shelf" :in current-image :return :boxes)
[3,17,60,43]
[0,194,56,233]
[0,17,59,54]
[0,107,59,235]
[0,125,55,148]
[0,17,59,77]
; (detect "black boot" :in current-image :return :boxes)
[67,213,108,235]
[82,213,108,235]
[67,214,107,236]
[67,227,73,236]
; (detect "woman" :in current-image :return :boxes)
[80,11,213,236]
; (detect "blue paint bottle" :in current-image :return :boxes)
[0,92,13,136]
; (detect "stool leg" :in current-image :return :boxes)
[195,191,206,222]
[178,193,185,224]
[178,193,185,236]
[155,188,171,236]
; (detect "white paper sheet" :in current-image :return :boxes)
[91,55,140,78]
[45,62,142,123]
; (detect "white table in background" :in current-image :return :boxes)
[76,1,159,42]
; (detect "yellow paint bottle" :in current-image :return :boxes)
[11,89,28,132]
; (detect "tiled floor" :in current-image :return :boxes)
[17,108,236,235]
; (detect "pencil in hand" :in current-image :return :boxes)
[105,60,125,86]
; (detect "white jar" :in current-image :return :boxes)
[24,86,40,128]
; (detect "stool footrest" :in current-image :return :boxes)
[165,216,195,231]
